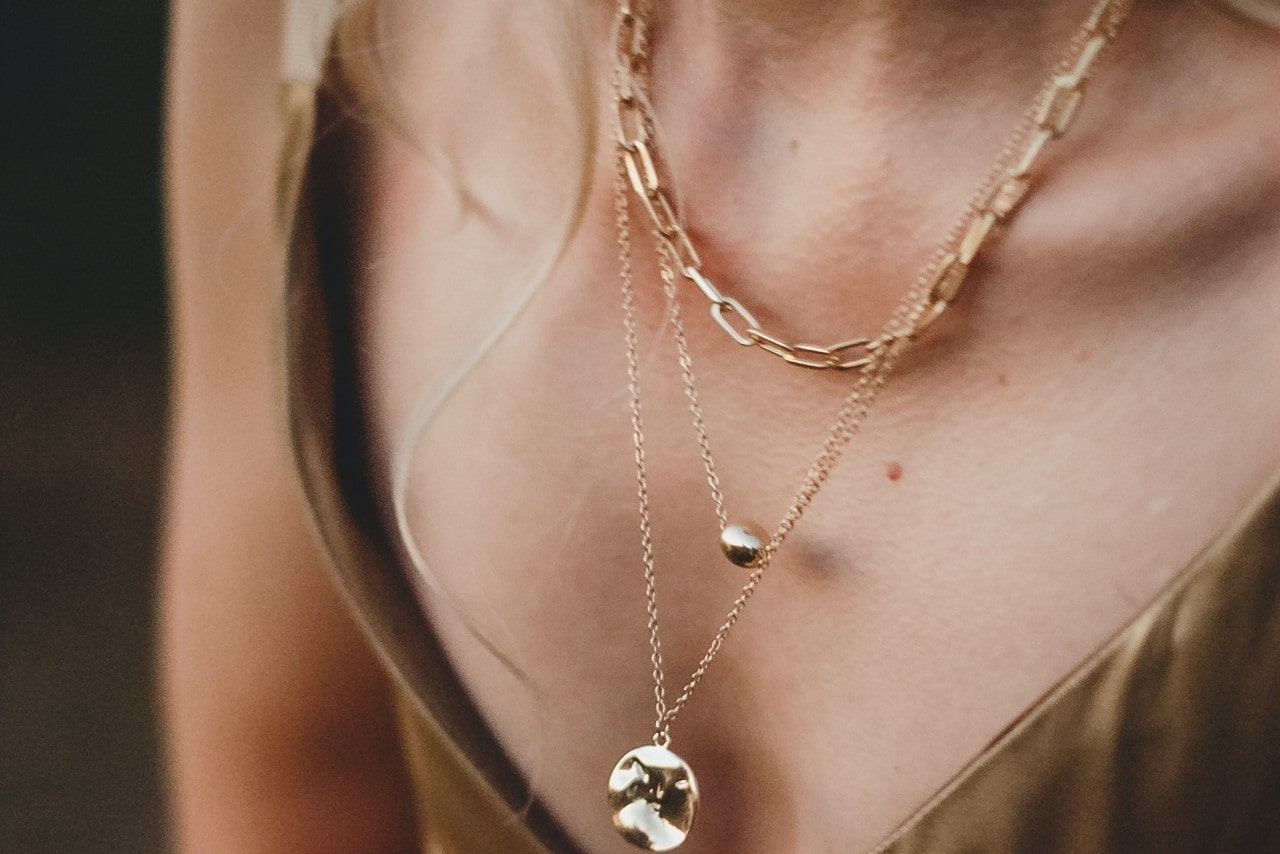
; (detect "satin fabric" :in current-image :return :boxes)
[279,44,1280,854]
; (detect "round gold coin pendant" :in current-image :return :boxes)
[720,522,767,568]
[607,745,699,851]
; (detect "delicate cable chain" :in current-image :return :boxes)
[655,244,903,726]
[614,153,671,746]
[615,0,1137,743]
[614,0,1136,368]
[620,159,905,738]
[656,251,730,531]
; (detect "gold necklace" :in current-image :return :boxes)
[607,1,1135,850]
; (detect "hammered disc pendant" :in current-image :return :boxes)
[607,745,699,851]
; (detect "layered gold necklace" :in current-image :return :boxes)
[606,1,1136,849]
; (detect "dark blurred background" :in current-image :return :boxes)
[2,2,170,852]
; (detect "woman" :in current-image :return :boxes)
[163,0,1280,851]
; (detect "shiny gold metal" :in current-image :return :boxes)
[1010,128,1054,179]
[608,1,1137,847]
[612,0,1134,365]
[613,0,1137,737]
[608,745,699,852]
[959,211,998,265]
[984,175,1031,220]
[710,297,761,347]
[785,345,845,370]
[828,338,877,370]
[742,329,876,370]
[615,88,650,150]
[617,166,906,745]
[669,229,702,271]
[1085,0,1130,37]
[1037,81,1085,136]
[1065,35,1108,86]
[682,266,724,305]
[612,0,1137,744]
[720,523,768,568]
[927,253,970,305]
[624,140,661,197]
[914,297,950,338]
[638,190,681,242]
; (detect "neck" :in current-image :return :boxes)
[648,0,1098,97]
[607,0,1142,334]
[633,0,1115,212]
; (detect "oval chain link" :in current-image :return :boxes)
[614,0,1130,369]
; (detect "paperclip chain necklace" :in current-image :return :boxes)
[605,1,1135,850]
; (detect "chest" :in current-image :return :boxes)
[341,108,1280,849]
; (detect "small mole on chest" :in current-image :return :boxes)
[886,461,904,482]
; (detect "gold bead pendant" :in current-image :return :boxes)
[719,522,767,568]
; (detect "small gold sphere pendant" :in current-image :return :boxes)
[608,744,699,851]
[720,522,767,568]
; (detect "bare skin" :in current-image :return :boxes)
[164,0,1280,852]
[163,1,417,851]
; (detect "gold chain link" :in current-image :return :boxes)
[615,0,1135,369]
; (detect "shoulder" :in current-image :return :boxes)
[163,2,420,851]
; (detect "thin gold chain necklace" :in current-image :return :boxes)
[606,2,1136,850]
